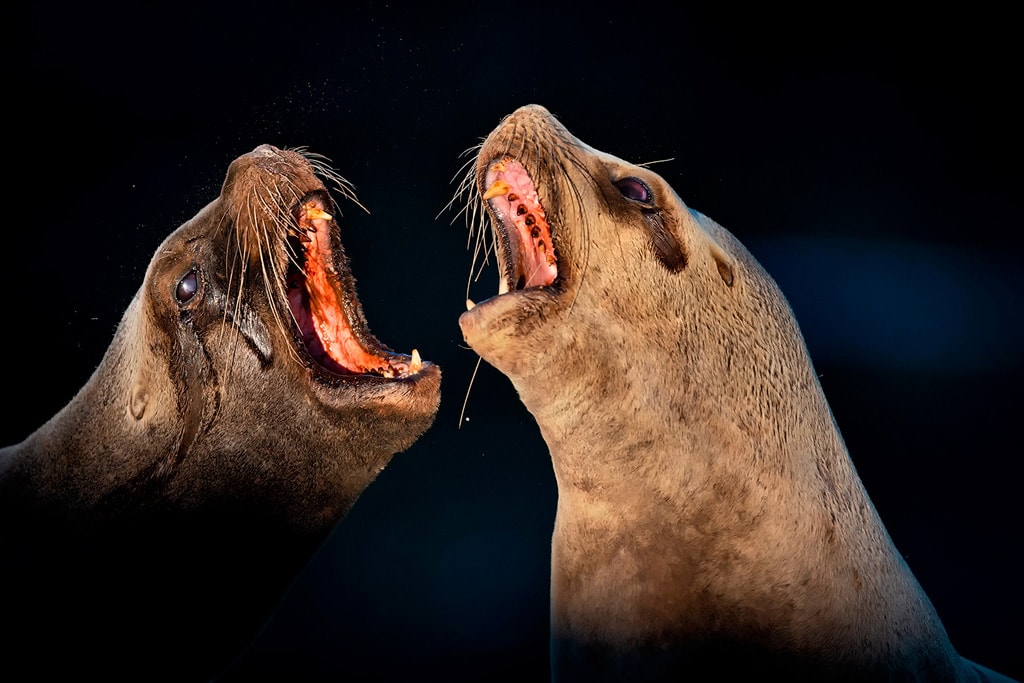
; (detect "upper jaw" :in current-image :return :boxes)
[282,190,429,385]
[460,152,564,359]
[473,155,561,303]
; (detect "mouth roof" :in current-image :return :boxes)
[482,157,558,293]
[286,197,422,379]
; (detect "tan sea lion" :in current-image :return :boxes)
[455,104,1016,682]
[0,145,441,682]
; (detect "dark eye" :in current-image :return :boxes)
[176,271,198,303]
[614,177,652,203]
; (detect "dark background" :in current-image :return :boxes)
[4,2,1021,681]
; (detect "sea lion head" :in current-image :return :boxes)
[118,144,442,527]
[6,145,441,533]
[456,105,814,481]
[458,104,743,365]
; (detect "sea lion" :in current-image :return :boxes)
[454,105,1016,682]
[0,145,441,682]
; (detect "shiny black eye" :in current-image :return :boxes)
[176,271,198,303]
[614,177,652,203]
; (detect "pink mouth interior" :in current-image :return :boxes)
[286,199,391,375]
[484,158,558,289]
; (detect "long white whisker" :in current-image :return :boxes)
[457,355,483,430]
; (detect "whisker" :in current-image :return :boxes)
[218,209,245,385]
[457,354,484,430]
[437,146,482,223]
[637,157,675,168]
[310,155,369,216]
[248,181,303,367]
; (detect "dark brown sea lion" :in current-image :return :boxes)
[454,105,1016,683]
[0,145,441,682]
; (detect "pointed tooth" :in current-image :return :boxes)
[466,298,476,311]
[498,278,510,295]
[482,180,511,200]
[306,206,333,221]
[410,348,422,373]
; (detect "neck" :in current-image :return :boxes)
[517,364,960,680]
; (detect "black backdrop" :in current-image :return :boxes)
[4,2,1021,681]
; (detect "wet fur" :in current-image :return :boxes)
[456,105,1016,683]
[0,145,440,682]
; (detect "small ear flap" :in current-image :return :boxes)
[711,244,735,287]
[130,381,148,420]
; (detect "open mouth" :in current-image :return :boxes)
[479,156,559,296]
[285,194,422,379]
